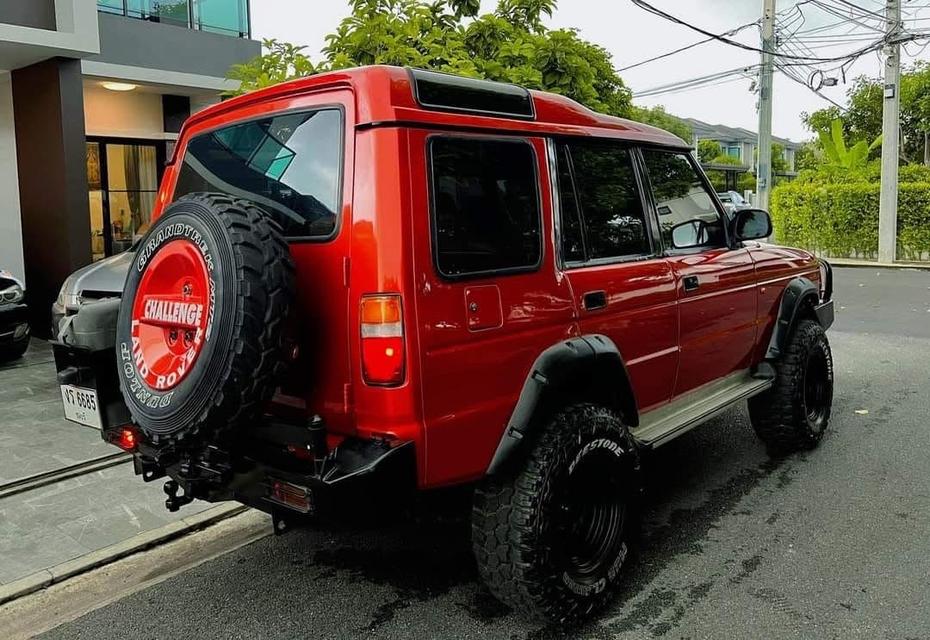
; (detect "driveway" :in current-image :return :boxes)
[32,267,930,639]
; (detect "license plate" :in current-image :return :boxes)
[60,385,103,429]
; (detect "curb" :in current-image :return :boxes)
[829,259,930,271]
[0,503,248,606]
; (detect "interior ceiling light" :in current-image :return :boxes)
[101,82,137,92]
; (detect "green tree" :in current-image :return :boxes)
[803,62,930,165]
[226,39,317,95]
[710,154,743,166]
[629,105,692,141]
[794,140,821,172]
[697,139,721,163]
[228,0,634,119]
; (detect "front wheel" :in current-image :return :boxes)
[749,319,834,454]
[471,404,642,623]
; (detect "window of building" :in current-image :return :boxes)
[725,145,742,160]
[97,1,251,38]
[87,140,163,261]
[173,109,343,239]
[559,140,650,261]
[641,150,726,250]
[429,137,541,278]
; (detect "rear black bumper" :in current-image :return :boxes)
[134,432,416,521]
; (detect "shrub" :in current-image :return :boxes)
[771,181,930,260]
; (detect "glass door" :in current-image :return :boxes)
[87,142,106,261]
[87,139,164,261]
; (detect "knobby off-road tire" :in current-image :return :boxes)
[116,193,294,446]
[472,404,642,623]
[749,319,834,454]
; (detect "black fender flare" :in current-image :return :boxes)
[765,276,822,360]
[486,334,638,476]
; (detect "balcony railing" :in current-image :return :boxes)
[98,0,251,39]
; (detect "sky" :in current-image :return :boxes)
[250,0,929,142]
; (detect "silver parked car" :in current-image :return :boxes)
[717,190,752,215]
[52,250,133,337]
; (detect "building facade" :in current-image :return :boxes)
[0,0,259,332]
[686,118,800,175]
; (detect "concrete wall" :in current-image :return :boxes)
[94,12,259,80]
[0,0,56,31]
[84,84,165,138]
[0,72,24,281]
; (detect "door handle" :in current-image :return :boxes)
[583,290,608,311]
[683,275,700,292]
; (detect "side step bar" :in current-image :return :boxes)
[633,371,773,449]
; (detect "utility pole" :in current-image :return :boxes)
[756,0,776,212]
[878,0,901,264]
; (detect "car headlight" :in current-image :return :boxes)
[0,283,24,304]
[56,274,80,309]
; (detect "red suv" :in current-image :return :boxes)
[54,66,835,623]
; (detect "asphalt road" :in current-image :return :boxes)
[39,267,930,639]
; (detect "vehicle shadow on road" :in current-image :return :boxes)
[251,405,789,638]
[41,406,795,640]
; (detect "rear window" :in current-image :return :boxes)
[173,109,343,238]
[429,137,541,278]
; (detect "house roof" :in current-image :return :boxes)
[684,117,800,149]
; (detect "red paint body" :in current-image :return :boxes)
[149,67,822,489]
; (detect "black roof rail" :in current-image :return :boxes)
[407,68,536,120]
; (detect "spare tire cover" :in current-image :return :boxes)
[116,193,294,445]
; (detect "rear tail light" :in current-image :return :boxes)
[110,426,139,452]
[360,294,405,386]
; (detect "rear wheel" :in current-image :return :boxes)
[116,193,294,446]
[749,319,834,454]
[472,404,641,623]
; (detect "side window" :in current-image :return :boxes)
[429,137,541,278]
[641,150,727,250]
[556,146,585,263]
[563,140,650,260]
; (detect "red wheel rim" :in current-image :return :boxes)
[130,238,212,391]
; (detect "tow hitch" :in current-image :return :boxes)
[124,415,416,524]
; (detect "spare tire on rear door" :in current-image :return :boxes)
[116,193,294,446]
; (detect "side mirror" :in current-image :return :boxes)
[733,209,772,242]
[670,219,708,250]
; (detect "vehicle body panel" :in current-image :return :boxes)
[407,130,575,486]
[83,65,826,491]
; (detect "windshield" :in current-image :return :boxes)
[172,109,344,238]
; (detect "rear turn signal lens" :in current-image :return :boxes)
[360,295,405,386]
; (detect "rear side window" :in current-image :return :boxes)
[429,137,541,278]
[559,140,651,261]
[173,109,343,238]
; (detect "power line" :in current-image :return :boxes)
[618,20,760,72]
[633,66,760,98]
[630,0,894,63]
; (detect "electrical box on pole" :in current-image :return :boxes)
[756,0,776,212]
[878,0,901,264]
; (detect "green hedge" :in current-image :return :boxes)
[770,181,930,261]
